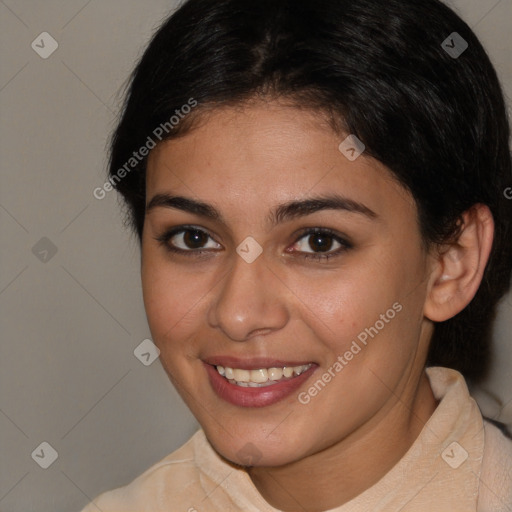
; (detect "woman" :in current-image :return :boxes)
[82,0,512,510]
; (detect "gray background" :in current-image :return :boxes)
[0,1,510,511]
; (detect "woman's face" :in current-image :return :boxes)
[142,102,434,467]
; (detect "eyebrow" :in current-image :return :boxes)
[146,193,378,227]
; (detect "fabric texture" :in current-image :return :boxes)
[81,367,512,511]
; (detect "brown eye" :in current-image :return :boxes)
[156,227,222,253]
[307,233,334,253]
[293,231,342,254]
[183,229,209,249]
[289,228,352,262]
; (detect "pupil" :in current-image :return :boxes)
[309,233,333,252]
[184,230,207,249]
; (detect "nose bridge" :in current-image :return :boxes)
[208,252,288,341]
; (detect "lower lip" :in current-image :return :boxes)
[204,363,317,408]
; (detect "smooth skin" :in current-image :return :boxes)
[141,100,494,511]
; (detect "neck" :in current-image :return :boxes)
[248,370,438,512]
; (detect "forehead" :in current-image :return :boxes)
[145,103,413,219]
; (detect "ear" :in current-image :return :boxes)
[424,204,494,322]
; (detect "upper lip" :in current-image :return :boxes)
[203,356,316,370]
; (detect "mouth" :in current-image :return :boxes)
[216,363,313,387]
[203,357,317,408]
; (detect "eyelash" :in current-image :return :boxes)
[155,226,353,262]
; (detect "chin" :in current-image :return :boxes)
[206,425,311,468]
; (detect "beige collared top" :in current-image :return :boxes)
[81,367,512,511]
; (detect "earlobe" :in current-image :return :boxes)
[424,204,494,322]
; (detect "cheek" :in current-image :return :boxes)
[285,248,425,373]
[141,252,208,352]
[283,258,401,344]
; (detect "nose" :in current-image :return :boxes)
[207,252,290,342]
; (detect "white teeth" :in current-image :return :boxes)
[293,365,308,376]
[268,367,283,381]
[283,367,294,378]
[251,369,268,383]
[233,369,250,382]
[215,363,312,387]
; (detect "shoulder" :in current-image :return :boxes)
[477,419,512,511]
[80,431,205,512]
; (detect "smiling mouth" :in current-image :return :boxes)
[215,364,313,387]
